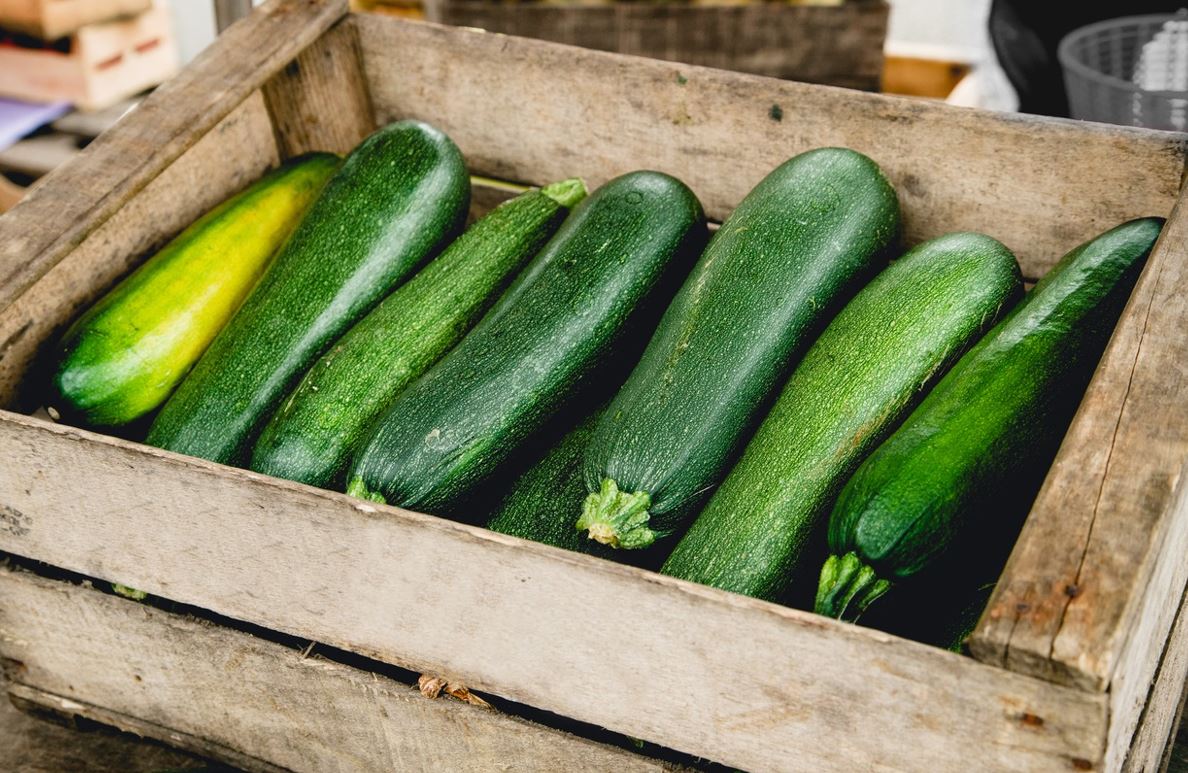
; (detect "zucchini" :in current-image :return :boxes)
[486,404,668,568]
[487,405,614,556]
[817,218,1163,620]
[250,178,587,488]
[49,154,338,428]
[578,148,901,549]
[146,121,469,464]
[661,232,1023,602]
[347,171,707,515]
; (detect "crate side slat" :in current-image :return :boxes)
[354,16,1186,281]
[972,198,1188,692]
[0,412,1105,772]
[261,18,376,157]
[0,92,279,411]
[0,0,348,315]
[0,567,667,773]
[1119,542,1188,772]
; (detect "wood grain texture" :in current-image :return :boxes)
[0,568,664,773]
[261,18,376,157]
[7,687,279,773]
[0,412,1106,772]
[425,0,888,91]
[1120,566,1188,772]
[355,16,1186,281]
[1108,459,1188,771]
[971,197,1188,692]
[0,0,347,314]
[0,93,279,411]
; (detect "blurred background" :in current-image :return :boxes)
[1,0,1186,209]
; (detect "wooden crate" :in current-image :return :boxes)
[423,0,888,91]
[0,3,177,110]
[0,0,152,39]
[1,1,1187,769]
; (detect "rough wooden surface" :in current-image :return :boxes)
[261,18,375,157]
[0,566,671,773]
[356,16,1186,281]
[424,0,888,91]
[0,413,1107,772]
[971,195,1188,695]
[1121,564,1188,772]
[0,92,279,412]
[0,0,346,314]
[0,681,218,772]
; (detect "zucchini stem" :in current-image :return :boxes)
[541,178,588,209]
[577,478,656,549]
[815,552,892,621]
[346,476,388,505]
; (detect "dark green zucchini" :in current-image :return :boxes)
[50,154,339,428]
[661,232,1023,602]
[346,171,707,515]
[578,148,900,549]
[486,406,614,556]
[249,178,587,488]
[146,121,469,464]
[817,218,1163,621]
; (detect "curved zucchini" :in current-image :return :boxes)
[347,171,707,515]
[661,232,1023,602]
[250,179,587,488]
[146,121,469,464]
[50,154,339,427]
[817,218,1163,620]
[578,148,900,549]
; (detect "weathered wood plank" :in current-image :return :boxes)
[0,412,1106,772]
[0,93,279,411]
[425,0,888,91]
[1109,459,1188,771]
[261,19,376,157]
[1120,563,1188,772]
[0,0,348,314]
[7,686,281,773]
[0,567,671,773]
[355,16,1186,281]
[971,197,1188,692]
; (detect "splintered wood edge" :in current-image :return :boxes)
[971,190,1188,694]
[0,411,1107,771]
[0,566,677,772]
[0,0,348,312]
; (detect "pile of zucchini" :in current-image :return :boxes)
[48,119,1162,651]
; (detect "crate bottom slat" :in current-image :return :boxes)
[0,565,673,773]
[5,684,283,773]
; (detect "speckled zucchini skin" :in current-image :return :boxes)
[147,121,469,464]
[817,218,1163,620]
[347,171,707,516]
[486,406,616,556]
[50,154,339,428]
[662,232,1023,603]
[578,148,901,549]
[249,180,585,489]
